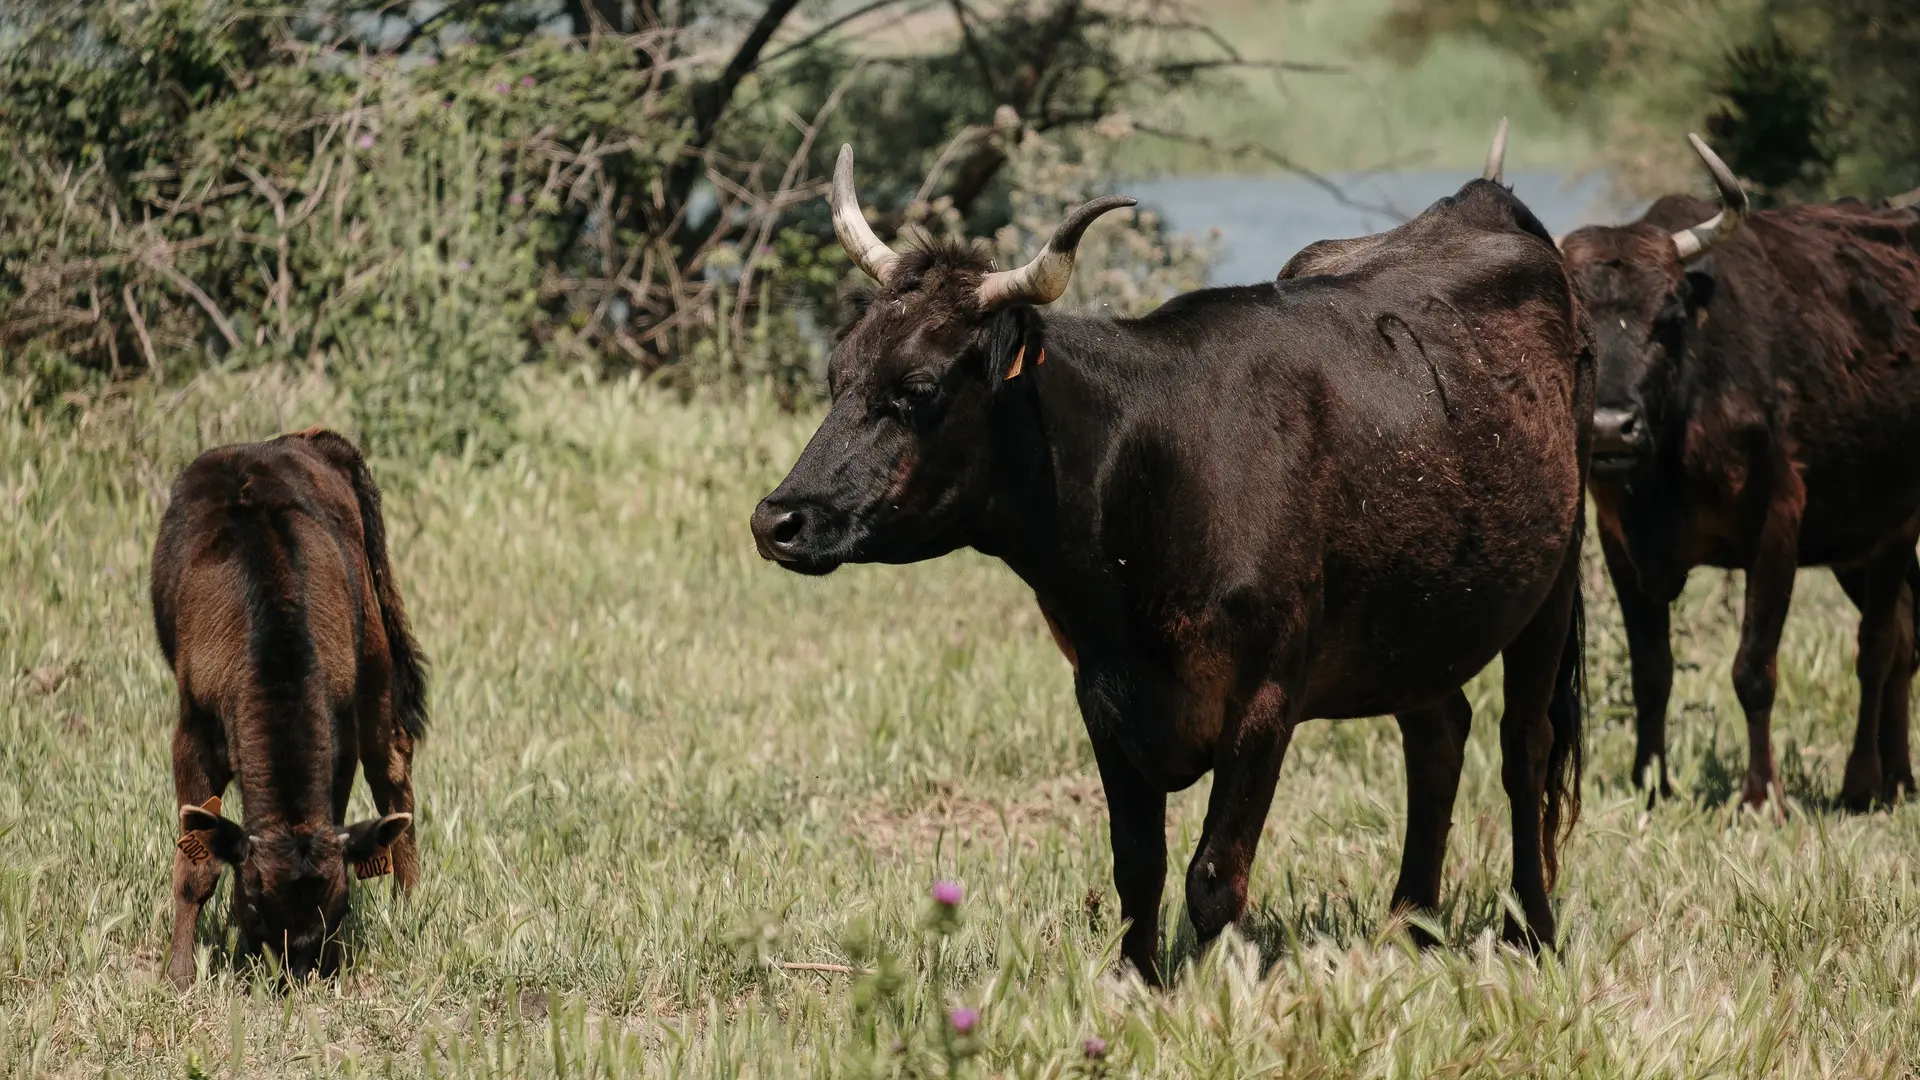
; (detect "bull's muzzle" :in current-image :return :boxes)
[1592,405,1648,470]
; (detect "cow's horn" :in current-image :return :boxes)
[1669,133,1748,262]
[1483,116,1509,183]
[828,144,900,283]
[975,195,1137,309]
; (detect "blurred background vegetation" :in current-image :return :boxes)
[2,0,1914,459]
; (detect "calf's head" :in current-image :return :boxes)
[751,145,1131,573]
[1558,134,1748,473]
[180,803,411,980]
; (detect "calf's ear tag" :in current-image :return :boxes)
[175,795,223,865]
[354,851,394,880]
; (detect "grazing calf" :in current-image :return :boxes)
[753,130,1592,983]
[1559,135,1920,810]
[153,427,427,985]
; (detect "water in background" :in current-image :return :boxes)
[1130,169,1647,286]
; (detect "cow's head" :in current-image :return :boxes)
[1557,134,1748,473]
[751,145,1132,574]
[179,803,411,981]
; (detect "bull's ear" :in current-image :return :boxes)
[339,813,412,862]
[984,307,1036,386]
[179,803,247,865]
[1683,263,1717,311]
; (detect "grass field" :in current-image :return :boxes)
[5,370,1920,1078]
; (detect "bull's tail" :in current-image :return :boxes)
[296,428,429,740]
[1542,575,1585,891]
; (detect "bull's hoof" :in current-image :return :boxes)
[1840,757,1886,812]
[1838,782,1885,814]
[1884,769,1916,802]
[1499,915,1547,954]
[1740,774,1784,818]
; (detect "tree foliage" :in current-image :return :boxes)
[1376,0,1920,204]
[0,0,1238,440]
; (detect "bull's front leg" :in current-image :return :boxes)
[1732,470,1804,814]
[1184,681,1295,951]
[1600,530,1675,802]
[1086,725,1168,986]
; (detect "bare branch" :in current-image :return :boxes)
[1131,123,1409,222]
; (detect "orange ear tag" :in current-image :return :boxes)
[354,851,394,880]
[1004,342,1026,381]
[175,795,223,865]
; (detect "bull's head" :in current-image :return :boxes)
[1557,134,1748,473]
[179,803,411,981]
[750,145,1132,574]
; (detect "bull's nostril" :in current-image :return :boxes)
[771,511,804,546]
[1619,415,1637,437]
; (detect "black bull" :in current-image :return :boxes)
[753,143,1594,983]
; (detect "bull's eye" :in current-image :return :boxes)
[896,379,938,411]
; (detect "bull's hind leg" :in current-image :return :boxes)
[1392,689,1472,947]
[359,711,420,893]
[1498,564,1581,951]
[1880,568,1916,799]
[1834,548,1916,810]
[167,700,231,988]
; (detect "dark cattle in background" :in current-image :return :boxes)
[752,126,1594,984]
[1560,135,1920,811]
[153,427,427,986]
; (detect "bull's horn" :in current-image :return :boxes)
[975,195,1137,309]
[1887,185,1920,211]
[828,144,900,283]
[1483,117,1509,183]
[1669,133,1748,262]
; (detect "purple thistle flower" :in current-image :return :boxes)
[456,260,472,272]
[931,880,963,906]
[519,75,536,88]
[1083,1036,1107,1059]
[948,1008,979,1035]
[507,191,525,206]
[494,81,511,94]
[356,133,375,150]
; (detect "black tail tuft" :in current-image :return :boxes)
[295,429,430,740]
[1541,580,1585,891]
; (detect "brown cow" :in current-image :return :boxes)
[152,428,427,985]
[752,129,1592,983]
[1560,136,1920,811]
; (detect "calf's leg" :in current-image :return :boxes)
[359,713,421,893]
[1601,531,1674,801]
[1087,726,1168,986]
[1392,690,1472,947]
[1184,682,1295,952]
[167,702,231,988]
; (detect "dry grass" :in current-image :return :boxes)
[3,369,1918,1077]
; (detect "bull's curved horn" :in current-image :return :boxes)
[975,195,1137,309]
[828,144,900,283]
[1483,116,1509,183]
[1669,133,1748,262]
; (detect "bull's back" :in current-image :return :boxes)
[1214,233,1586,714]
[1704,207,1920,562]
